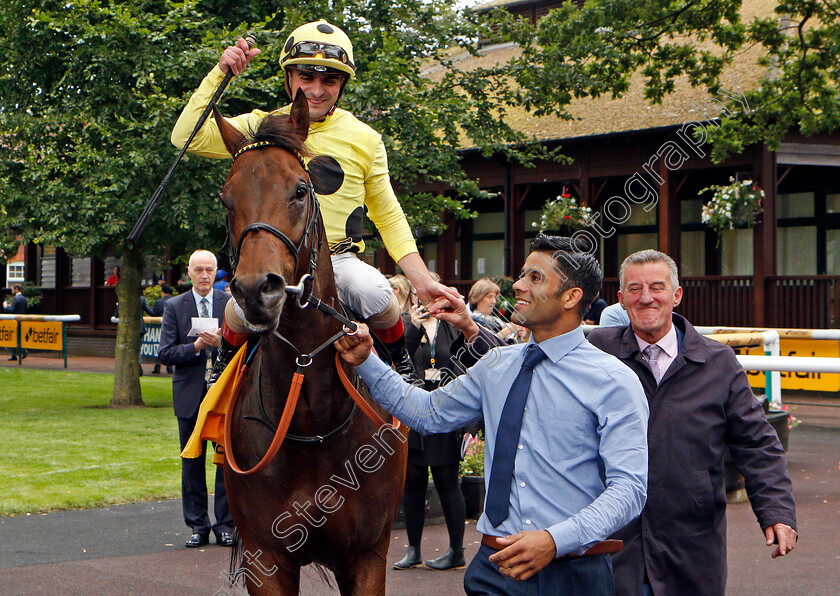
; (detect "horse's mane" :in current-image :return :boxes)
[251,114,309,158]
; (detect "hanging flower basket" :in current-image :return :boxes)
[700,177,764,234]
[533,192,593,232]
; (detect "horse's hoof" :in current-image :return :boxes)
[424,548,466,570]
[393,546,422,569]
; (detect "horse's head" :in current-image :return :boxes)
[215,91,315,332]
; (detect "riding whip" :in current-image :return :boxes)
[128,34,257,244]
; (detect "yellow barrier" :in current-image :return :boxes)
[0,315,79,368]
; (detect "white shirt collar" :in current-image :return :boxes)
[192,288,213,313]
[634,323,678,359]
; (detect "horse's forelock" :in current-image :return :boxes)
[252,114,308,159]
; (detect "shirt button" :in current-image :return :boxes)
[518,444,523,449]
[520,482,526,487]
[525,519,532,525]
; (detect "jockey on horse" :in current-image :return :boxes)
[172,20,450,385]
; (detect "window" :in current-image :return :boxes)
[680,231,705,276]
[617,233,658,263]
[6,263,24,282]
[720,229,755,275]
[776,192,817,275]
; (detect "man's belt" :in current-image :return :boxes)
[482,535,623,560]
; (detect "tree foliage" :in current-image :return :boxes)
[0,0,549,404]
[497,0,840,162]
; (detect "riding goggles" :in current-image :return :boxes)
[283,41,354,69]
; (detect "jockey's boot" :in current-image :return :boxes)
[383,334,424,387]
[372,316,423,387]
[206,323,250,391]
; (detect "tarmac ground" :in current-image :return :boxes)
[1,354,839,594]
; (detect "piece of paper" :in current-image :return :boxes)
[188,317,220,337]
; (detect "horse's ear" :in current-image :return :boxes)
[290,89,310,142]
[213,104,248,158]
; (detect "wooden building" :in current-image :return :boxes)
[405,0,840,329]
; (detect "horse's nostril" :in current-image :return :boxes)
[261,273,286,296]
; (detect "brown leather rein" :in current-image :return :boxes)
[223,140,400,477]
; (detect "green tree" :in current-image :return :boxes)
[0,0,550,406]
[496,0,840,162]
[0,1,258,405]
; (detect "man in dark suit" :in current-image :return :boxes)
[159,250,234,548]
[588,249,796,596]
[4,284,28,360]
[148,284,175,374]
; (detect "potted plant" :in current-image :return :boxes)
[142,283,178,309]
[700,176,765,234]
[460,433,486,519]
[532,189,594,233]
[489,275,515,318]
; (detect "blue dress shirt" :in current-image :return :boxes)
[355,326,649,558]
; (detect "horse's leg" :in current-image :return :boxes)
[334,532,390,596]
[231,546,301,596]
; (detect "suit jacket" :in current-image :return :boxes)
[152,293,173,317]
[158,289,230,419]
[588,314,796,596]
[4,293,27,314]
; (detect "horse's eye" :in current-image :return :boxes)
[294,185,309,200]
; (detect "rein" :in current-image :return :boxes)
[223,140,400,477]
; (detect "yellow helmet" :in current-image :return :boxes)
[279,20,355,79]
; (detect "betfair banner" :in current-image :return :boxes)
[0,320,16,348]
[740,339,840,392]
[21,321,63,351]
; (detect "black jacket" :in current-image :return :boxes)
[158,290,230,419]
[588,314,796,596]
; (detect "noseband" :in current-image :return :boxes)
[226,140,321,305]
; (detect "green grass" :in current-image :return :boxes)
[0,368,216,516]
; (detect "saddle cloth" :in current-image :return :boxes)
[181,344,249,464]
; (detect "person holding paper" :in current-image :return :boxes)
[158,250,234,548]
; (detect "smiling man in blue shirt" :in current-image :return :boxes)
[336,236,649,595]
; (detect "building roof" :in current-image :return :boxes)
[439,0,776,145]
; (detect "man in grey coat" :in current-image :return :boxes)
[588,249,797,596]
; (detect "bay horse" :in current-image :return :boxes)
[213,92,407,595]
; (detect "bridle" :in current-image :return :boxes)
[221,140,401,476]
[226,140,321,307]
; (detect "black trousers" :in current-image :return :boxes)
[177,413,234,537]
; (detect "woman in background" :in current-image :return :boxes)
[467,277,520,343]
[392,273,467,571]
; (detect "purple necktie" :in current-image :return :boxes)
[643,343,664,384]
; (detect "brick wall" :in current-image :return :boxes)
[67,334,116,357]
